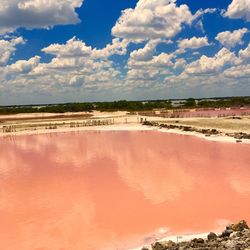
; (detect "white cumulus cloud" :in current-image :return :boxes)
[130,39,161,61]
[0,0,84,34]
[0,37,25,66]
[215,28,248,48]
[224,0,250,21]
[6,37,126,91]
[178,37,210,50]
[112,0,194,41]
[42,37,129,59]
[223,64,250,78]
[5,56,40,78]
[239,42,250,61]
[42,37,92,58]
[185,48,240,75]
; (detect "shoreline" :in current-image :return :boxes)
[0,123,250,144]
[128,232,213,250]
[131,220,250,250]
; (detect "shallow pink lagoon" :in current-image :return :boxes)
[0,131,250,250]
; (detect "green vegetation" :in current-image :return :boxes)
[197,97,250,108]
[0,103,94,115]
[182,97,250,109]
[0,97,249,115]
[94,100,172,111]
[184,98,196,107]
[0,100,172,114]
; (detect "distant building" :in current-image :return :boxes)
[171,100,186,108]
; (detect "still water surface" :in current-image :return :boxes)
[0,131,250,250]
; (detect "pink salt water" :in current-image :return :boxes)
[0,131,249,250]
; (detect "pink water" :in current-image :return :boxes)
[0,131,250,250]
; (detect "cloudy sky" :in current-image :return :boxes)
[0,0,250,105]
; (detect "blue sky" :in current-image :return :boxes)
[0,0,250,105]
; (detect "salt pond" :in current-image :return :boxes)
[0,131,249,250]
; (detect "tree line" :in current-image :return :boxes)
[0,97,249,115]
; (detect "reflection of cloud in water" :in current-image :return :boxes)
[227,168,250,194]
[116,148,194,204]
[110,132,248,204]
[0,166,106,250]
[213,143,250,195]
[0,149,31,177]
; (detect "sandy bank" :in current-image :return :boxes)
[0,123,250,144]
[0,111,129,121]
[160,116,250,134]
